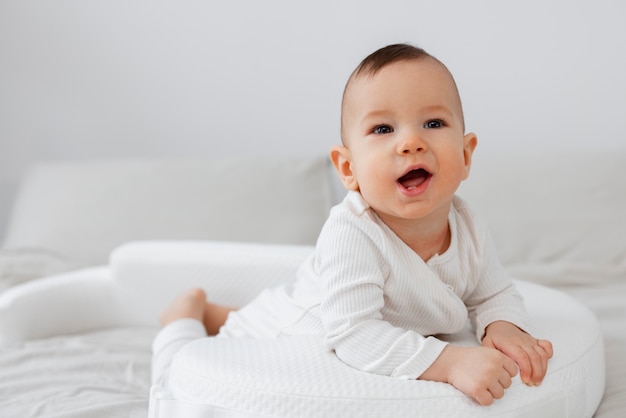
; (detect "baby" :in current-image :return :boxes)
[154,43,553,406]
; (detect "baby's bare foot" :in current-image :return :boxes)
[203,301,237,336]
[159,288,207,326]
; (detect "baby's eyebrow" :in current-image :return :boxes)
[359,105,456,125]
[357,109,393,127]
[420,105,455,117]
[361,109,391,120]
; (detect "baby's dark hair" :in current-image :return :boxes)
[351,43,435,79]
[340,43,465,141]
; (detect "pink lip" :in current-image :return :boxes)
[398,164,429,178]
[396,165,432,197]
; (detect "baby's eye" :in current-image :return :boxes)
[373,125,394,135]
[424,120,444,129]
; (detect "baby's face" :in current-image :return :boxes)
[339,59,477,225]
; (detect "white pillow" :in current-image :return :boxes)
[457,149,626,284]
[1,155,334,286]
[157,281,604,418]
[111,241,315,326]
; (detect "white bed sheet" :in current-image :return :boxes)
[555,282,626,418]
[0,283,623,418]
[0,327,154,418]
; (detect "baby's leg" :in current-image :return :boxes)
[153,288,208,387]
[153,288,235,387]
[159,287,237,335]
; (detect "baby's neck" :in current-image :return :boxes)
[379,211,451,262]
[400,222,450,261]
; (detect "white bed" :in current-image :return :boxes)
[0,151,624,417]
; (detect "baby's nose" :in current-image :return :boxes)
[398,133,427,154]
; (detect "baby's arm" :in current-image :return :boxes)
[463,223,553,386]
[482,321,553,386]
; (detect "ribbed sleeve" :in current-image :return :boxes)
[462,226,530,341]
[308,192,530,379]
[315,194,456,379]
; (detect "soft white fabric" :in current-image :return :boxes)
[0,247,77,292]
[457,149,626,278]
[0,267,125,345]
[0,326,153,418]
[153,281,604,418]
[0,241,617,418]
[208,191,529,379]
[1,155,334,287]
[110,241,315,326]
[562,282,626,417]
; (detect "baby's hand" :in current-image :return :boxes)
[420,345,518,406]
[482,321,553,386]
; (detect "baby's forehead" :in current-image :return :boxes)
[346,58,452,98]
[340,58,464,138]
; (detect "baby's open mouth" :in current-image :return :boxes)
[397,168,431,190]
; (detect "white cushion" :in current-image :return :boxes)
[0,267,119,345]
[457,149,626,285]
[1,155,333,287]
[156,281,605,418]
[111,241,315,326]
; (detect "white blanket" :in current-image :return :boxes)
[0,327,153,418]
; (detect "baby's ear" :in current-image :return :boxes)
[330,145,359,191]
[462,133,478,179]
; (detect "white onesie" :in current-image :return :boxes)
[152,191,529,385]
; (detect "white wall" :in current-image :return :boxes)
[1,0,625,238]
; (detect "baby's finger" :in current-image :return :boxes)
[499,367,513,389]
[503,344,531,383]
[503,356,519,379]
[526,343,548,386]
[538,346,549,383]
[474,390,494,406]
[532,343,552,385]
[481,335,496,349]
[538,339,554,358]
[488,382,505,400]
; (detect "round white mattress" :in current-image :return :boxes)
[162,280,604,418]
